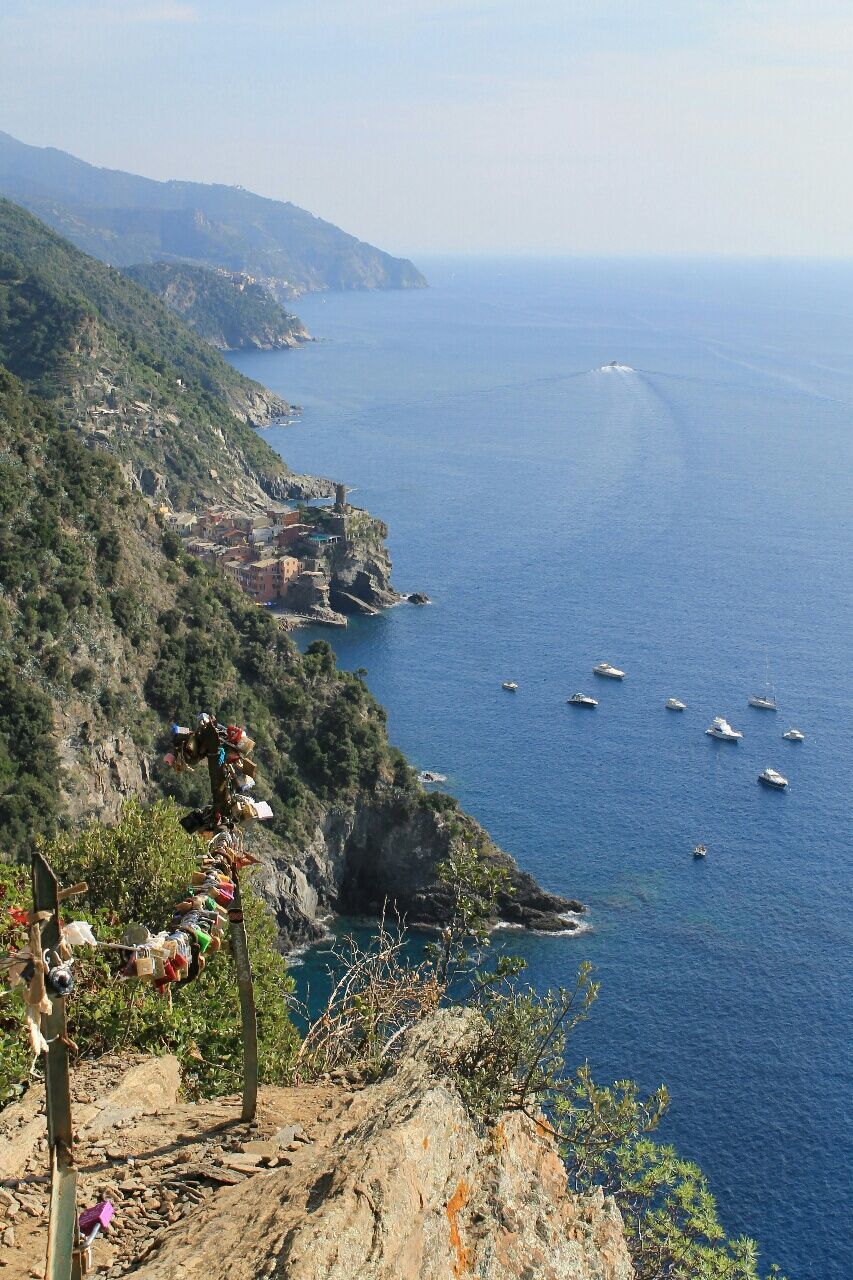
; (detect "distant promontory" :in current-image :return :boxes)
[123,262,311,352]
[0,129,427,301]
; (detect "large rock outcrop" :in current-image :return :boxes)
[328,511,401,612]
[254,799,583,951]
[0,1016,632,1280]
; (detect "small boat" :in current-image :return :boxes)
[748,654,778,710]
[693,844,707,859]
[502,681,519,691]
[758,768,788,789]
[783,728,805,742]
[706,716,743,741]
[666,698,687,711]
[568,693,598,707]
[593,662,626,680]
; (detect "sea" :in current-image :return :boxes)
[227,258,853,1279]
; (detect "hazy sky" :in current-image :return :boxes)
[2,1,852,257]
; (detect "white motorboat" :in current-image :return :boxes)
[706,716,743,741]
[568,693,598,707]
[593,662,626,680]
[783,728,805,742]
[693,844,707,859]
[748,654,778,710]
[501,681,519,691]
[666,698,687,711]
[759,768,788,789]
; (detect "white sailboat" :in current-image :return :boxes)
[748,653,778,710]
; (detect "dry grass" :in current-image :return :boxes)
[293,913,442,1082]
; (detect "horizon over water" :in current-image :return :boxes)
[228,257,853,1280]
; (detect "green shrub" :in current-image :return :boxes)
[439,961,780,1280]
[0,660,61,852]
[1,802,299,1106]
[418,790,460,814]
[161,531,183,561]
[0,862,32,1105]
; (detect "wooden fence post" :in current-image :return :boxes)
[228,871,258,1122]
[31,852,81,1280]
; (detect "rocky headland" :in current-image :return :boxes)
[0,194,581,961]
[255,799,582,953]
[123,262,312,352]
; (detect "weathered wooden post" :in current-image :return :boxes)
[31,852,81,1280]
[228,870,258,1122]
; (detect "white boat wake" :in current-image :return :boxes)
[595,361,636,373]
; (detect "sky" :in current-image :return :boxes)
[1,1,852,258]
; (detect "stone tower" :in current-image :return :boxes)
[334,483,347,513]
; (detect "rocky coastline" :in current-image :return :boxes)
[254,797,584,953]
[241,479,583,946]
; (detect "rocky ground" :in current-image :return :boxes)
[0,1014,631,1280]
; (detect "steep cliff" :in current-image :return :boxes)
[255,799,582,951]
[0,198,290,508]
[0,1016,633,1280]
[328,510,401,613]
[123,262,311,352]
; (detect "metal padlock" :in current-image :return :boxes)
[122,923,152,948]
[191,926,211,952]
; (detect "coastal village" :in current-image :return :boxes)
[161,483,355,626]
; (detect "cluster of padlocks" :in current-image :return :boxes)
[1,713,273,1039]
[117,842,233,991]
[131,712,272,996]
[0,715,271,1278]
[165,714,272,827]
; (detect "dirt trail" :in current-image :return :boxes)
[0,1015,632,1280]
[0,1054,356,1280]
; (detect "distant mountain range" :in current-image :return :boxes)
[0,130,426,300]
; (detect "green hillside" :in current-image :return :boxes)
[123,262,310,351]
[0,197,422,873]
[0,130,426,299]
[0,364,412,866]
[0,197,291,506]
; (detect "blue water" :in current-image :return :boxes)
[228,259,853,1279]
